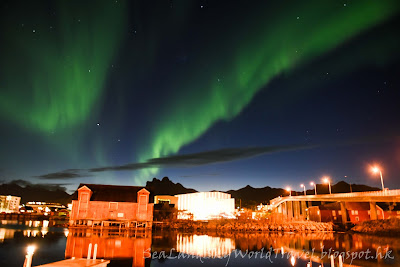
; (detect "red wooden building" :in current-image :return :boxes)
[308,202,386,224]
[70,184,153,228]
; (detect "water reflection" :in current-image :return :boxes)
[65,229,152,267]
[0,220,400,267]
[176,234,235,257]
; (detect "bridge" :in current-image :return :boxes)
[269,189,400,224]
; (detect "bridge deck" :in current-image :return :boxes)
[270,189,400,207]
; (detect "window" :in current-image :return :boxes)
[81,193,89,203]
[332,210,336,216]
[109,202,118,210]
[117,213,124,218]
[354,210,358,215]
[139,195,147,204]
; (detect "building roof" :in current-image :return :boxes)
[71,184,148,202]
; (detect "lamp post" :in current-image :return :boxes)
[323,177,331,194]
[300,184,306,195]
[24,245,35,267]
[286,187,292,197]
[310,182,317,195]
[372,166,385,191]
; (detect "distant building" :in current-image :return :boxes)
[175,192,235,220]
[25,202,66,215]
[154,195,178,206]
[70,184,153,228]
[308,202,386,224]
[0,195,21,213]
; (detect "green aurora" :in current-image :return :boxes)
[0,1,399,185]
[138,0,400,182]
[0,1,126,133]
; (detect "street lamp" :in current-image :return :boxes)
[24,245,35,267]
[323,177,331,194]
[310,182,317,195]
[371,166,385,191]
[286,187,292,197]
[300,184,306,195]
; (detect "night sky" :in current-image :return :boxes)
[1,0,399,193]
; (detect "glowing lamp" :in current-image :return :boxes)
[27,245,35,255]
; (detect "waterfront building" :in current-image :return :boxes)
[308,202,387,224]
[25,202,66,215]
[70,184,153,228]
[0,195,21,213]
[154,195,178,206]
[175,191,235,220]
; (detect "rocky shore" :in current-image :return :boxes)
[159,219,333,232]
[352,218,400,235]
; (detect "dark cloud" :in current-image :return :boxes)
[35,169,90,179]
[37,144,313,179]
[89,144,313,172]
[4,179,72,191]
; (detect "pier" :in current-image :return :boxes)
[35,259,110,267]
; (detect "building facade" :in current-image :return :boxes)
[175,191,235,220]
[308,202,386,224]
[70,184,153,228]
[0,195,21,213]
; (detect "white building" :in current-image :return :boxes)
[175,192,235,221]
[0,195,21,213]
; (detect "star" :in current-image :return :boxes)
[97,123,100,126]
[32,29,36,33]
[88,69,91,73]
[297,16,300,20]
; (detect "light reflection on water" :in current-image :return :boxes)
[176,234,235,257]
[0,220,399,267]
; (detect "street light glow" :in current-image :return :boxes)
[310,182,314,186]
[370,165,385,191]
[372,166,380,174]
[322,177,332,194]
[286,187,292,197]
[27,245,35,255]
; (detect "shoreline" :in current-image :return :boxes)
[153,219,334,232]
[351,218,400,236]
